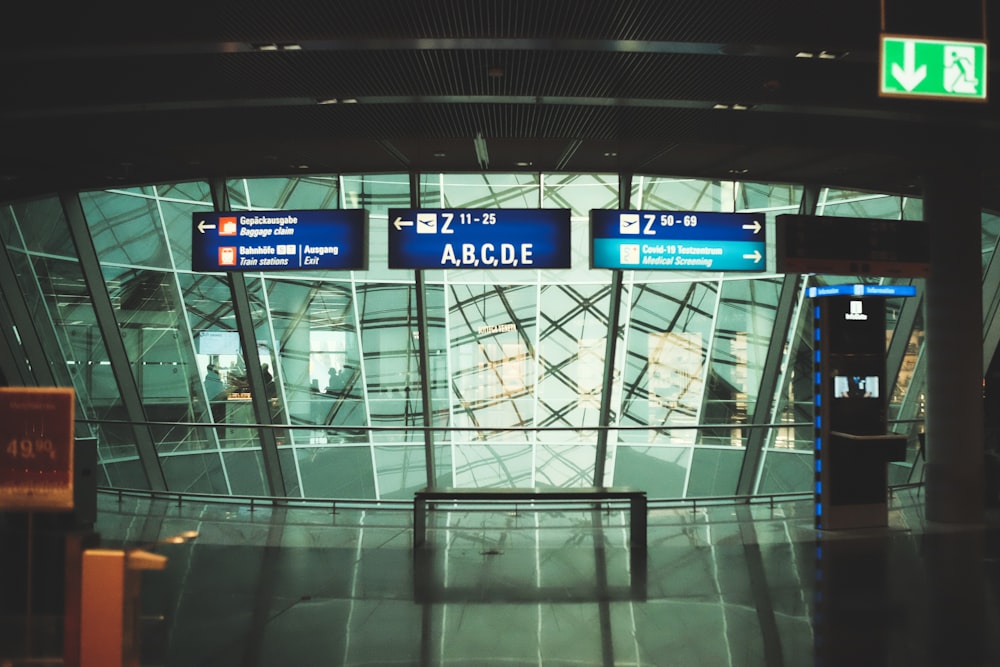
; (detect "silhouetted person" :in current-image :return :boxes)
[326,367,345,394]
[261,362,276,398]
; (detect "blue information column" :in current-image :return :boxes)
[590,210,766,271]
[387,209,571,269]
[191,210,367,272]
[811,284,913,530]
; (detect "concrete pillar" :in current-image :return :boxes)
[923,153,984,523]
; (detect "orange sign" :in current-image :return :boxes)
[219,216,238,235]
[0,387,75,511]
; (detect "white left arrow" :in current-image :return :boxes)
[393,216,414,231]
[743,250,762,263]
[891,41,926,91]
[197,220,216,233]
[741,219,762,234]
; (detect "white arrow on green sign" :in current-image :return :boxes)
[880,34,987,101]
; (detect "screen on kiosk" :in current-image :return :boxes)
[833,375,879,399]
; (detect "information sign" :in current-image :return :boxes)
[0,387,75,511]
[590,210,766,271]
[387,209,571,269]
[880,34,987,101]
[808,284,917,298]
[192,210,367,272]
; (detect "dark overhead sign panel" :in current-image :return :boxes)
[590,210,766,271]
[192,210,367,272]
[775,215,930,277]
[387,208,572,269]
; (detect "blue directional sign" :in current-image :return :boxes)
[387,208,571,269]
[808,284,918,298]
[590,210,766,271]
[192,210,367,272]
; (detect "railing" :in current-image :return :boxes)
[98,481,925,516]
[99,486,413,514]
[78,417,926,454]
[89,416,925,513]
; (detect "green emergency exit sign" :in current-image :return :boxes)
[880,34,988,101]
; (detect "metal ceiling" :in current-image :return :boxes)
[0,0,997,208]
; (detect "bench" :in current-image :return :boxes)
[413,486,647,550]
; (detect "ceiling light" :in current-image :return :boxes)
[433,152,447,158]
[341,98,358,104]
[515,161,532,167]
[795,49,849,60]
[317,98,338,105]
[252,42,302,52]
[713,103,753,111]
[604,152,618,158]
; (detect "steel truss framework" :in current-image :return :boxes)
[2,172,997,500]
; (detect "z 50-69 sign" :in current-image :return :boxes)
[590,210,766,271]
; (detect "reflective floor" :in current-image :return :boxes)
[8,487,1000,666]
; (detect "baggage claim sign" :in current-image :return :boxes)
[192,210,367,272]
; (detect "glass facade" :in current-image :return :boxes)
[3,172,990,499]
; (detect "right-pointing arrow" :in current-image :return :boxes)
[743,250,762,263]
[891,41,927,91]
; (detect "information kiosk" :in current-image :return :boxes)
[811,285,912,530]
